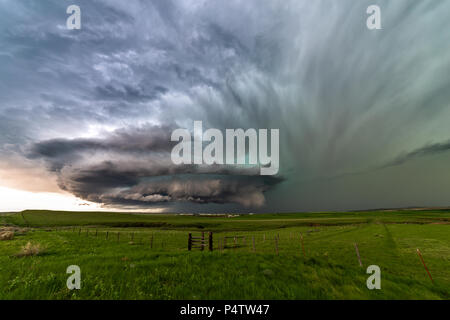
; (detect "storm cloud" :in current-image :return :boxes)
[1,0,450,211]
[381,140,450,169]
[26,124,282,208]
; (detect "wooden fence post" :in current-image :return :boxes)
[354,243,363,267]
[201,232,205,251]
[208,232,213,251]
[417,249,433,283]
[106,231,109,239]
[188,233,192,251]
[275,236,279,255]
[300,233,306,258]
[252,236,255,252]
[150,234,154,249]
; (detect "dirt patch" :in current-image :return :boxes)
[0,226,29,232]
[0,226,30,240]
[0,226,29,234]
[15,242,45,257]
[0,231,14,240]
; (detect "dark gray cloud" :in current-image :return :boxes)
[381,140,450,169]
[27,124,176,165]
[62,171,279,208]
[26,124,282,208]
[1,0,450,211]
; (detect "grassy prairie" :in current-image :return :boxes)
[0,209,449,299]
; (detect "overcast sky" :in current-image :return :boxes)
[1,0,450,213]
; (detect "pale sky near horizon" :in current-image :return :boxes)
[1,0,450,213]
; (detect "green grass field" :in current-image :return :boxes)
[0,209,449,299]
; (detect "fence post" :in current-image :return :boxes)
[234,236,237,249]
[117,232,120,242]
[78,228,81,236]
[95,229,98,237]
[150,234,154,249]
[252,236,255,252]
[354,243,362,267]
[275,236,279,255]
[106,231,109,239]
[201,232,205,251]
[188,233,192,251]
[300,233,306,258]
[417,249,433,283]
[208,232,213,251]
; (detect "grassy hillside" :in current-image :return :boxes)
[0,210,449,299]
[3,209,450,231]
